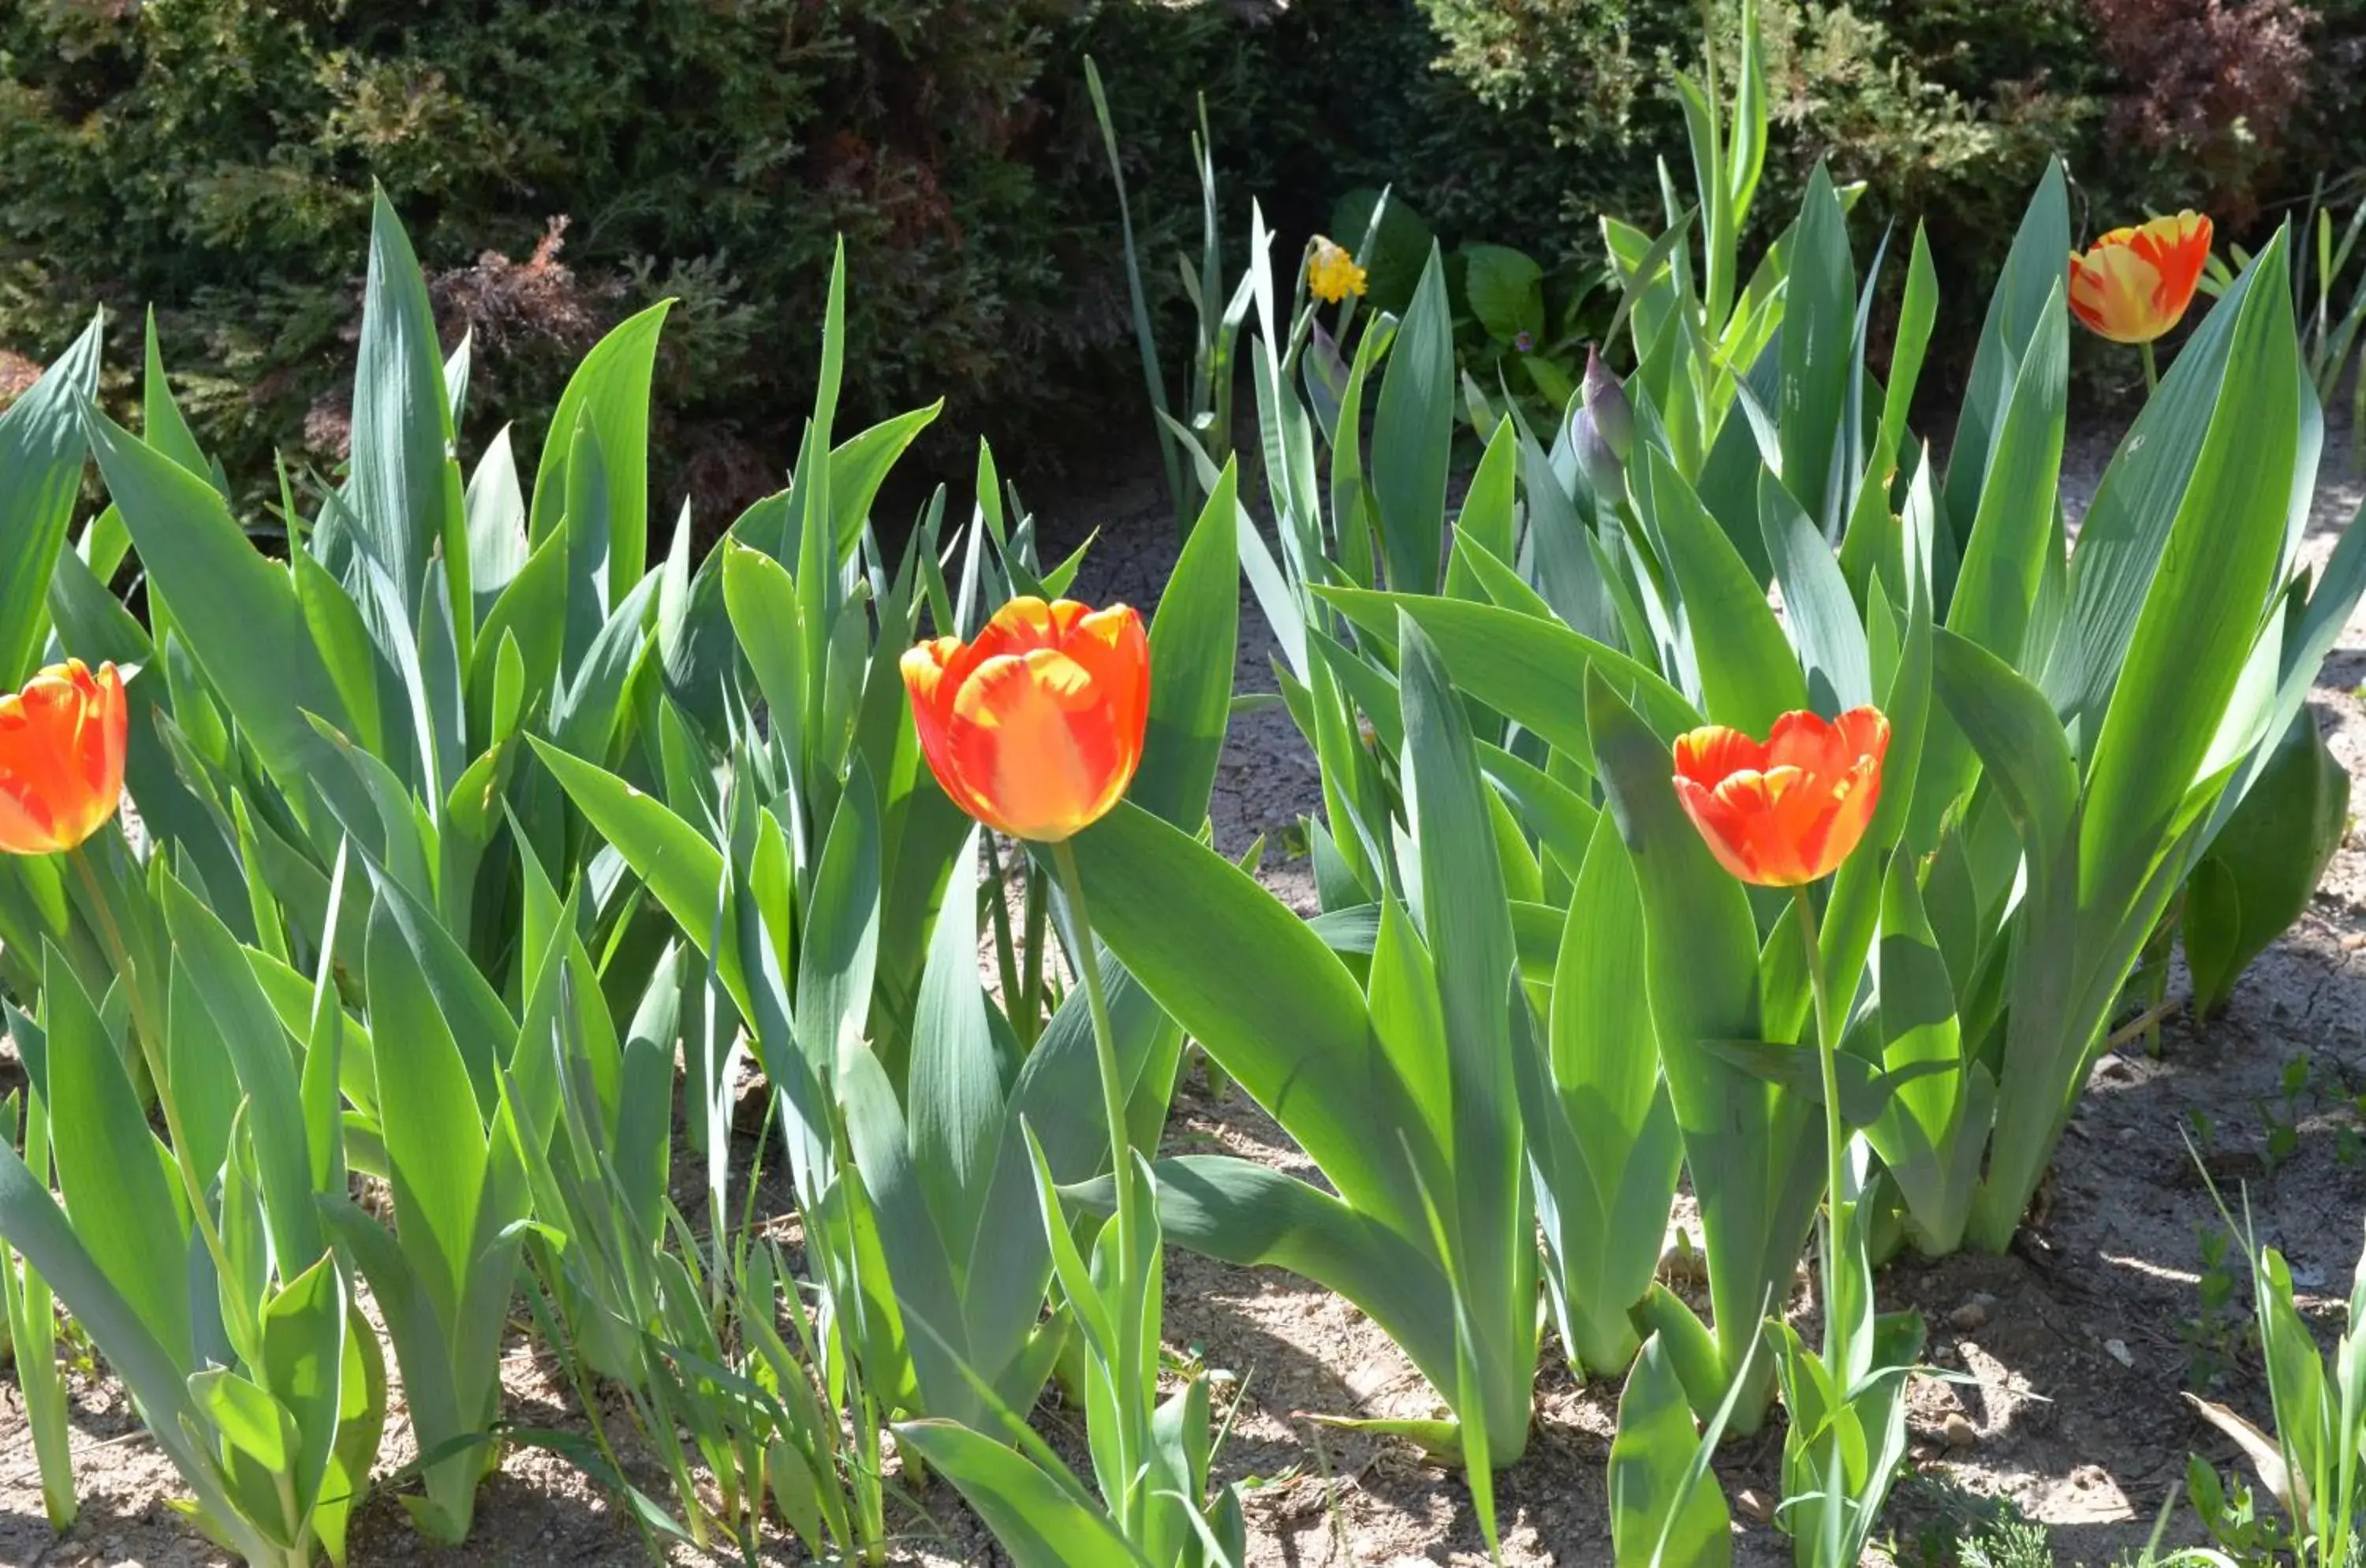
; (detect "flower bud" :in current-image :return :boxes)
[1581,343,1633,462]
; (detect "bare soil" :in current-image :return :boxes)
[5,418,2364,1567]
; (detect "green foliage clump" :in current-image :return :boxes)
[0,0,1267,514]
[1401,0,2364,373]
[1408,0,2095,294]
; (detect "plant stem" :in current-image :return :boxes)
[1793,880,1849,1564]
[1021,861,1050,1047]
[67,842,256,1352]
[983,834,1024,1043]
[2140,338,2159,393]
[1790,886,1845,1357]
[2105,995,2185,1052]
[1051,837,1145,1535]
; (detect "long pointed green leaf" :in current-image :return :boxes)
[895,1420,1149,1567]
[364,898,487,1331]
[1946,282,2066,664]
[1075,1153,1458,1399]
[1760,470,1871,714]
[1586,670,1810,1430]
[346,190,458,620]
[1610,1334,1732,1566]
[82,407,360,828]
[909,827,1004,1258]
[161,872,324,1271]
[1069,802,1431,1230]
[1637,445,1805,733]
[2081,230,2300,917]
[1778,163,1855,531]
[1371,247,1455,592]
[43,947,191,1366]
[0,1135,234,1534]
[0,314,100,685]
[1942,162,2069,547]
[1398,614,1532,1450]
[527,302,671,592]
[1133,461,1241,829]
[1321,588,1704,759]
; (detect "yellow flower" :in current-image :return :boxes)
[1308,236,1367,304]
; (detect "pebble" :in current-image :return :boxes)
[1948,1299,1990,1331]
[1942,1412,1979,1448]
[1658,1235,1707,1284]
[2105,1337,2135,1367]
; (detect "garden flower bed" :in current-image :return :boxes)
[3,9,2366,1566]
[2,429,2360,1567]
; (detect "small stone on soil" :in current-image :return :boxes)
[1942,1412,1979,1448]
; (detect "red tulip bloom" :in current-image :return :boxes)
[901,597,1149,842]
[0,659,129,856]
[2068,211,2212,345]
[1672,707,1889,887]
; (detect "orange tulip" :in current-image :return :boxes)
[2067,211,2212,345]
[0,659,129,856]
[901,596,1149,842]
[1671,707,1889,887]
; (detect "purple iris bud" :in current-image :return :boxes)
[1570,399,1621,503]
[1581,343,1633,463]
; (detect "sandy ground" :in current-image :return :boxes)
[3,413,2364,1567]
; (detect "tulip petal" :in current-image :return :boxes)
[903,637,965,798]
[0,782,60,855]
[1059,606,1151,767]
[1673,774,1768,884]
[1821,754,1883,871]
[904,598,1149,843]
[1670,704,1890,887]
[1674,724,1766,788]
[0,659,127,856]
[2069,211,2212,345]
[1832,707,1891,774]
[1762,710,1842,779]
[946,648,1115,841]
[0,681,77,842]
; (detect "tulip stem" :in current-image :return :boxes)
[1051,836,1147,1536]
[1791,885,1846,1357]
[66,842,256,1353]
[982,833,1026,1044]
[2140,339,2159,393]
[1794,879,1851,1563]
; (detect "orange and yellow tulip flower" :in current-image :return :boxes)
[0,659,129,857]
[2067,211,2212,345]
[1672,707,1889,887]
[902,596,1149,842]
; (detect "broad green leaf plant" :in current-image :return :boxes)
[0,193,955,1556]
[2,1083,76,1532]
[1070,611,1539,1544]
[2186,1189,2366,1567]
[0,902,386,1566]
